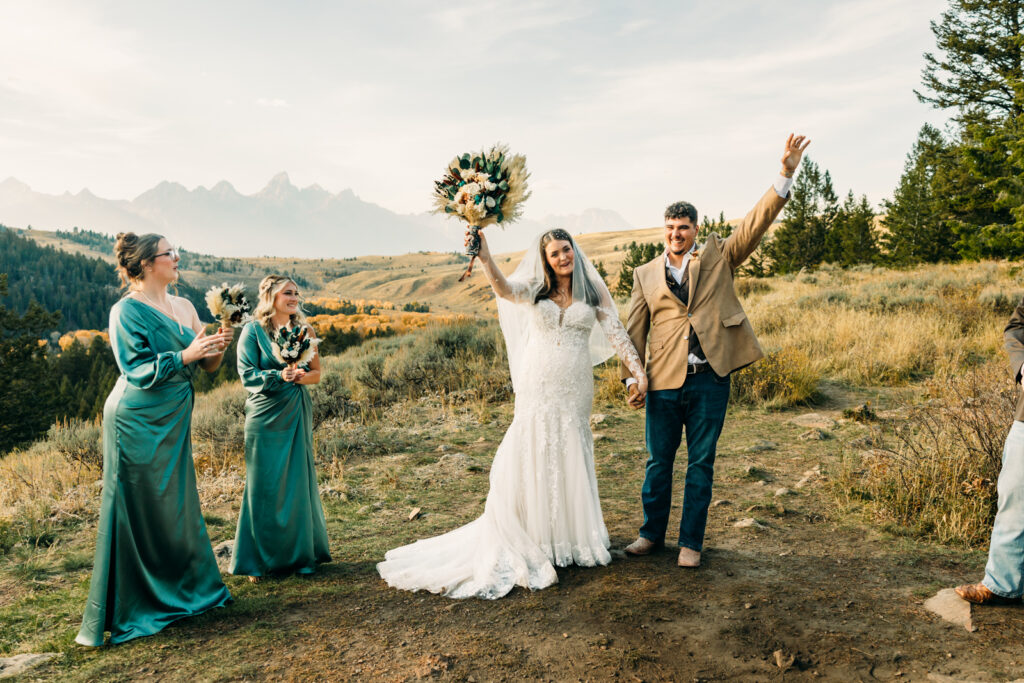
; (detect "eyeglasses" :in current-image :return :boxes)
[154,248,180,261]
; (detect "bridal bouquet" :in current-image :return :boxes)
[271,324,318,367]
[431,143,530,281]
[205,283,253,328]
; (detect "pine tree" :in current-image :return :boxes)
[614,241,661,297]
[766,157,837,273]
[0,273,60,452]
[913,0,1024,258]
[830,193,879,267]
[698,211,732,243]
[882,124,955,264]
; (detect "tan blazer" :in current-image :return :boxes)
[621,187,788,391]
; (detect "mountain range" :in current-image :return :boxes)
[0,175,632,258]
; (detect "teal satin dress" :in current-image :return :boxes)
[230,322,331,577]
[76,297,231,647]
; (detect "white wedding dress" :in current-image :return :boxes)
[377,280,644,599]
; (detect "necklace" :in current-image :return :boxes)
[136,289,184,334]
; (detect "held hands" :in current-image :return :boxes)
[465,228,492,264]
[626,375,648,410]
[781,134,811,177]
[183,328,232,365]
[282,364,306,383]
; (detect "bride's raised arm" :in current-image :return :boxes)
[470,229,533,304]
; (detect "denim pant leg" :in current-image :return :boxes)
[640,389,685,543]
[678,372,731,552]
[983,420,1024,598]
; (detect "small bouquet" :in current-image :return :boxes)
[271,325,318,367]
[205,282,253,328]
[431,143,530,281]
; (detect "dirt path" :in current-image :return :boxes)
[20,399,1024,681]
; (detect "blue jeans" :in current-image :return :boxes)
[983,420,1024,598]
[639,372,731,551]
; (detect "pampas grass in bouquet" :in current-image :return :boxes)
[432,143,530,281]
[205,283,253,329]
[271,325,318,368]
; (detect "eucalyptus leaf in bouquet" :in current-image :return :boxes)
[205,282,253,328]
[271,324,319,367]
[431,143,530,280]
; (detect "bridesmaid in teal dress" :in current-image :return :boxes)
[77,233,235,646]
[231,275,331,581]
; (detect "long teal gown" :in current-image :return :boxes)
[230,321,331,577]
[76,297,231,647]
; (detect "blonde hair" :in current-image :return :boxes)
[255,275,308,334]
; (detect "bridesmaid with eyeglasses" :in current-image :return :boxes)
[77,232,234,646]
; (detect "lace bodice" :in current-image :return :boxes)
[509,286,644,383]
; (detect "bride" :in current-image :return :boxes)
[377,228,647,599]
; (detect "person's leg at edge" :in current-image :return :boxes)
[982,420,1024,599]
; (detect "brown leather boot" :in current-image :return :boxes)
[955,583,1021,605]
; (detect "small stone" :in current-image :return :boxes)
[439,452,468,464]
[755,480,766,486]
[212,540,233,572]
[734,518,767,530]
[774,487,792,497]
[562,632,569,638]
[744,602,753,609]
[593,433,607,442]
[372,501,384,510]
[475,436,486,443]
[408,507,422,521]
[712,499,732,507]
[436,445,450,452]
[746,440,778,453]
[779,550,793,557]
[798,428,831,441]
[590,413,607,426]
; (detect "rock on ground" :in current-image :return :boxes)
[213,540,234,573]
[923,588,976,633]
[0,653,57,679]
[734,518,768,530]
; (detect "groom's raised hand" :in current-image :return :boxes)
[781,134,811,177]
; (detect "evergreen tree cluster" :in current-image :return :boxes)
[0,226,120,331]
[884,0,1024,264]
[766,157,879,274]
[55,227,115,251]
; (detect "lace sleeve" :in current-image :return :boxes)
[502,279,534,304]
[597,304,645,381]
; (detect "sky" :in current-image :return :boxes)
[0,0,952,228]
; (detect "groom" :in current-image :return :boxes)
[621,134,810,568]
